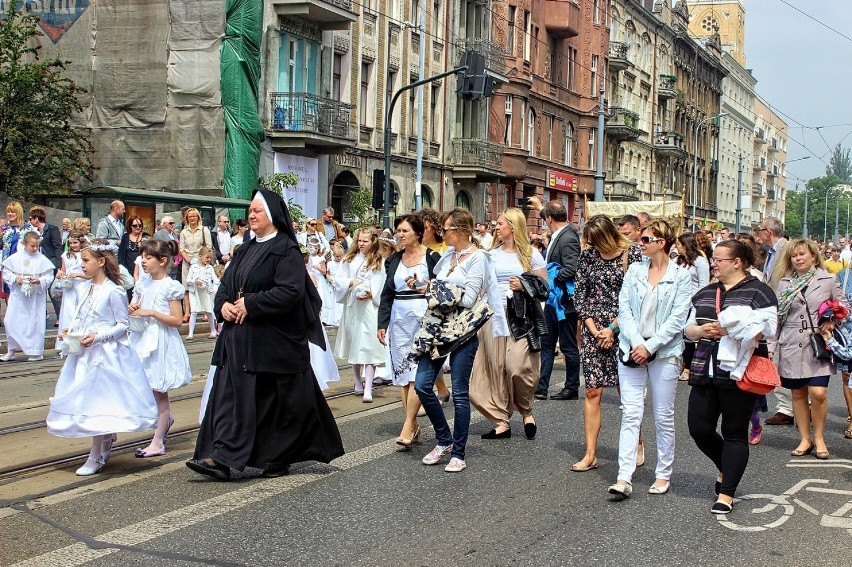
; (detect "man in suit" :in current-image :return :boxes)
[756,216,793,425]
[95,200,125,246]
[212,215,232,265]
[534,200,582,400]
[154,216,181,281]
[28,207,63,326]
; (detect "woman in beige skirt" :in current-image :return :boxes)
[470,208,547,439]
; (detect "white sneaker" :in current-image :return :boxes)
[27,355,44,362]
[444,457,466,472]
[421,444,452,465]
[362,391,373,403]
[0,352,15,362]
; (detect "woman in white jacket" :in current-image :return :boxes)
[608,220,692,499]
[333,228,386,402]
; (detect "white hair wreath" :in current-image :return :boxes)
[86,242,119,253]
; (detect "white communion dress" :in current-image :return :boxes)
[57,252,88,345]
[46,280,158,438]
[129,277,193,392]
[1,249,55,355]
[333,253,386,365]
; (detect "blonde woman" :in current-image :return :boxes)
[333,228,386,402]
[470,208,547,440]
[179,208,212,321]
[769,239,848,460]
[298,218,330,255]
[571,215,642,471]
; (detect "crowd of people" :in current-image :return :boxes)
[3,193,852,516]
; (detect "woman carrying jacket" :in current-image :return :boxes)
[608,219,692,499]
[377,214,440,447]
[769,238,848,460]
[470,208,547,441]
[685,239,778,514]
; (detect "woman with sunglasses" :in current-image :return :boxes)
[298,218,330,256]
[685,239,778,514]
[608,220,692,499]
[118,216,149,298]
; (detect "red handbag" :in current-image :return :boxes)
[715,287,780,395]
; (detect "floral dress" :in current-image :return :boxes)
[574,245,642,388]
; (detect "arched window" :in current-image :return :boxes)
[420,185,433,208]
[528,108,536,156]
[455,190,471,210]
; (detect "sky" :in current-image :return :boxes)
[743,0,852,184]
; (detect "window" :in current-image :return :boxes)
[528,108,536,156]
[588,130,595,170]
[593,0,600,24]
[507,6,516,56]
[387,71,397,132]
[504,95,513,146]
[532,25,539,67]
[360,62,371,125]
[566,46,576,91]
[564,122,574,166]
[523,10,531,62]
[288,40,297,93]
[455,190,471,209]
[548,36,558,82]
[519,99,526,149]
[332,54,342,101]
[547,116,553,160]
[590,54,598,97]
[409,89,417,135]
[411,0,420,27]
[430,84,440,143]
[432,0,440,31]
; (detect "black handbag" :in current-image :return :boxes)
[802,291,833,361]
[619,348,656,368]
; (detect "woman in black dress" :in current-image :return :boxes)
[187,189,344,481]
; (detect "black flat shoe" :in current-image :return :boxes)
[481,428,512,440]
[711,499,733,515]
[534,392,548,400]
[186,458,231,481]
[524,422,537,440]
[261,465,290,478]
[550,389,578,400]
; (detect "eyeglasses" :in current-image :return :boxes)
[753,228,769,234]
[639,236,664,244]
[713,257,737,263]
[164,221,175,225]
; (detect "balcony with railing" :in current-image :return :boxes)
[272,0,357,28]
[544,0,580,39]
[753,157,766,171]
[711,158,719,173]
[268,92,355,150]
[604,178,640,201]
[654,131,686,158]
[451,138,504,179]
[768,138,781,153]
[456,37,509,79]
[767,188,777,202]
[752,182,764,197]
[754,128,767,144]
[609,42,630,72]
[657,74,677,100]
[606,107,641,141]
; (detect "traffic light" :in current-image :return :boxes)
[372,169,385,210]
[456,50,495,101]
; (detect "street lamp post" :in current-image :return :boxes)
[692,113,727,229]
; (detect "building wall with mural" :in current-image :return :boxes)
[3,1,226,194]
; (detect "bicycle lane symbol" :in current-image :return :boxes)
[716,459,852,533]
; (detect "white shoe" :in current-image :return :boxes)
[422,444,452,465]
[363,391,373,403]
[27,355,44,362]
[76,457,106,476]
[444,457,466,472]
[0,352,15,362]
[648,481,670,495]
[185,335,194,341]
[607,482,632,499]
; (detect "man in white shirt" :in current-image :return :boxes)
[95,200,125,245]
[213,215,232,264]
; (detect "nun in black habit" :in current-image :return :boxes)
[187,189,344,481]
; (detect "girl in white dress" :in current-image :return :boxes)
[1,231,55,361]
[325,243,345,327]
[56,232,89,349]
[334,228,386,402]
[129,239,193,457]
[46,239,158,476]
[186,246,219,340]
[306,240,335,326]
[302,247,340,390]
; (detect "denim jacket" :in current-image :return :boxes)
[617,257,692,360]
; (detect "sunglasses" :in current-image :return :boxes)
[308,222,317,226]
[131,223,143,228]
[443,226,459,232]
[640,236,664,244]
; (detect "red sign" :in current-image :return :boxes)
[546,169,578,192]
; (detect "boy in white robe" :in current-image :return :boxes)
[1,231,55,361]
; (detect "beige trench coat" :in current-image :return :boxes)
[772,268,848,379]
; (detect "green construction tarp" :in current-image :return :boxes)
[221,0,264,203]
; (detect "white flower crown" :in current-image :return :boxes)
[86,242,119,253]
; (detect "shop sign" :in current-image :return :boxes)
[546,169,578,192]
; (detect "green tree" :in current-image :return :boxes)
[784,188,803,237]
[826,144,852,183]
[258,173,303,223]
[798,174,841,242]
[0,6,94,200]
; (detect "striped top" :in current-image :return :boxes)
[688,276,778,387]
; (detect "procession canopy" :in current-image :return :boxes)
[585,200,684,222]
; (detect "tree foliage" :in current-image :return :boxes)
[0,6,94,200]
[826,144,852,184]
[785,174,851,241]
[258,172,303,223]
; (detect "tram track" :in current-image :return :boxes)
[0,384,392,481]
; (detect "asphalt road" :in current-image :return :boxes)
[2,365,851,566]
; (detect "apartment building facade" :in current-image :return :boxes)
[752,99,788,226]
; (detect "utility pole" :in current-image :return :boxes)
[802,183,808,238]
[824,186,829,243]
[835,191,841,242]
[593,81,606,201]
[735,153,743,234]
[413,12,426,211]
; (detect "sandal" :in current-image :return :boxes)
[844,428,852,440]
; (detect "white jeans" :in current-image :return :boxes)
[774,387,793,416]
[617,358,680,483]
